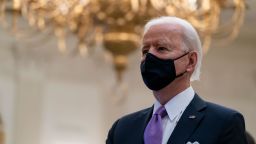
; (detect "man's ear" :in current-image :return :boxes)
[186,51,197,72]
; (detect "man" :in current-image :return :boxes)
[106,16,248,144]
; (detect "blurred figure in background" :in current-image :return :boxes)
[0,116,4,144]
[246,131,255,144]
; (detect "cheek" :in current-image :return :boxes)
[174,60,187,74]
[141,56,145,62]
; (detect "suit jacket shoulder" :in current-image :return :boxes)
[201,101,247,144]
[168,94,247,144]
[106,107,153,144]
[206,101,242,119]
[106,94,248,144]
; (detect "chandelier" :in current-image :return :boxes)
[0,0,245,81]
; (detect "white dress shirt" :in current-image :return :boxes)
[152,86,195,144]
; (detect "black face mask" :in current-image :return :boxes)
[140,52,189,91]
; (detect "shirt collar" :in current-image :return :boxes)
[153,86,195,121]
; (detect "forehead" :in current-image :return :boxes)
[142,24,183,44]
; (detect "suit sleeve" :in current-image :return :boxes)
[106,119,119,144]
[219,112,248,144]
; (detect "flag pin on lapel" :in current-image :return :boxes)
[188,115,196,119]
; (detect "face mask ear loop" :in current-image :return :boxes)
[176,71,187,78]
[173,52,190,61]
[174,52,190,78]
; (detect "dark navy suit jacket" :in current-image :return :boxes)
[106,94,248,144]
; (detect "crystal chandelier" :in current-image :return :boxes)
[0,0,245,81]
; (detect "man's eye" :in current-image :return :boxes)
[142,49,148,55]
[158,47,167,51]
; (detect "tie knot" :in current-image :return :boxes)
[155,106,167,118]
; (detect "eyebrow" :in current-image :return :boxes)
[142,39,171,46]
[156,40,175,51]
[141,36,178,51]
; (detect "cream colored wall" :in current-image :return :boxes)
[2,29,255,144]
[193,30,256,138]
[0,4,256,144]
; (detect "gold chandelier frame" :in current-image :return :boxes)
[0,0,246,81]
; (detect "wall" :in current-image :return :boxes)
[0,4,255,144]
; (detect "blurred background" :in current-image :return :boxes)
[0,0,255,144]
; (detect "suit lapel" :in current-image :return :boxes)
[167,94,207,144]
[137,106,153,144]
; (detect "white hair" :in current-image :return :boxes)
[143,16,202,81]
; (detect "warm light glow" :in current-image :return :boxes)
[13,0,21,10]
[0,0,246,80]
[1,0,245,53]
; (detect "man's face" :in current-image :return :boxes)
[141,24,189,76]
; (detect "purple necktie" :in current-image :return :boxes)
[144,106,168,144]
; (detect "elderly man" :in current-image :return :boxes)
[106,16,248,144]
